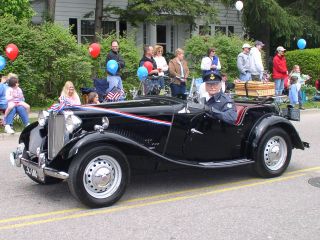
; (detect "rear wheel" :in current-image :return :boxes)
[68,145,130,208]
[253,128,292,178]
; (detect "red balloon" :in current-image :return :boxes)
[143,61,153,73]
[89,43,101,58]
[5,43,19,61]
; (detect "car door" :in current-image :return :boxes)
[182,112,242,161]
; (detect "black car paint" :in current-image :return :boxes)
[19,96,305,172]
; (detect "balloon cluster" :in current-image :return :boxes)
[136,61,154,81]
[0,43,19,71]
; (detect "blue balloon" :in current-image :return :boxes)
[137,66,148,81]
[297,39,306,49]
[106,60,119,75]
[0,56,6,71]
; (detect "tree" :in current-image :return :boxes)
[106,0,218,28]
[221,0,320,67]
[46,0,56,22]
[94,0,103,42]
[0,0,34,20]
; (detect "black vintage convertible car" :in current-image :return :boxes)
[10,95,309,208]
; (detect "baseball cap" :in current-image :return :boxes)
[276,46,286,52]
[242,43,252,49]
[203,72,222,84]
[255,40,265,47]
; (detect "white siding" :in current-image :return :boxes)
[55,0,128,27]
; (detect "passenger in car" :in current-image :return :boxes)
[203,72,237,125]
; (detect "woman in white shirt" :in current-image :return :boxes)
[200,48,221,78]
[153,45,168,89]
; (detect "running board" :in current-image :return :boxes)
[198,159,254,168]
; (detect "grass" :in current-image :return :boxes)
[0,117,37,133]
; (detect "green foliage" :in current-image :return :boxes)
[184,34,253,79]
[90,33,141,99]
[221,0,320,43]
[0,16,92,106]
[106,0,218,27]
[0,0,34,20]
[301,85,317,97]
[286,48,320,85]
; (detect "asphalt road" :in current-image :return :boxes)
[0,111,319,240]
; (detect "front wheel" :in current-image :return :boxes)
[253,128,292,178]
[68,145,130,208]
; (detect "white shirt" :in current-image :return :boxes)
[154,56,168,76]
[249,47,264,75]
[200,56,221,71]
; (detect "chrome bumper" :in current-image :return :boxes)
[10,146,69,181]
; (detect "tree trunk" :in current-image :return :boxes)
[94,0,104,42]
[47,0,56,22]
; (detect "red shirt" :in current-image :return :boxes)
[272,54,288,79]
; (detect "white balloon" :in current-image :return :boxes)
[235,1,243,11]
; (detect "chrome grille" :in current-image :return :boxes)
[48,112,66,160]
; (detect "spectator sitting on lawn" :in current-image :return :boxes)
[5,76,30,119]
[3,73,30,134]
[87,92,100,104]
[59,81,81,105]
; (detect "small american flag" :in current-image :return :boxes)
[105,87,125,102]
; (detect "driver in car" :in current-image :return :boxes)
[203,72,237,125]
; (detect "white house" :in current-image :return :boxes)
[31,0,244,53]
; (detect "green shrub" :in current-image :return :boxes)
[286,48,320,86]
[184,34,253,79]
[0,16,92,106]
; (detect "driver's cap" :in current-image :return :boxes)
[203,72,221,84]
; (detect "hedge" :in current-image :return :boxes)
[285,48,320,85]
[0,16,92,106]
[184,34,254,79]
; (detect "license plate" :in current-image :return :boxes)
[25,166,38,179]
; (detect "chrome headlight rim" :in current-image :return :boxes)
[64,111,82,133]
[38,110,49,127]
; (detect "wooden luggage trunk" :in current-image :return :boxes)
[235,81,275,97]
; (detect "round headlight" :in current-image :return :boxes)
[64,112,82,133]
[38,110,49,127]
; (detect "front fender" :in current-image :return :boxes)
[249,115,305,152]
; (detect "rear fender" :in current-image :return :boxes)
[248,115,305,157]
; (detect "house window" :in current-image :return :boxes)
[69,18,78,37]
[228,26,234,35]
[199,25,211,35]
[80,20,116,43]
[215,26,227,34]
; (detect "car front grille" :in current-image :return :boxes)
[48,112,66,160]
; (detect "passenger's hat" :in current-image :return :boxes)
[203,71,222,84]
[242,43,252,49]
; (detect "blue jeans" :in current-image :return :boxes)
[170,83,186,98]
[274,79,284,95]
[6,105,29,126]
[239,72,251,81]
[158,76,164,89]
